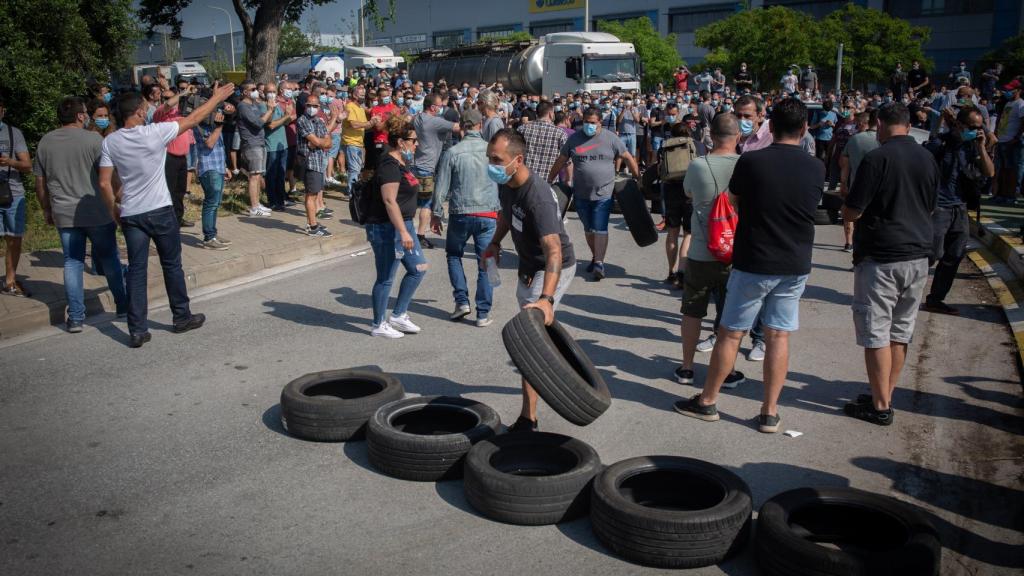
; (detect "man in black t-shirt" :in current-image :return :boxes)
[675,98,822,435]
[842,103,939,427]
[482,129,576,433]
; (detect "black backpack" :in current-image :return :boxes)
[348,174,378,226]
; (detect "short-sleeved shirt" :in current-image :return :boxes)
[782,73,798,93]
[0,123,29,197]
[619,108,640,135]
[521,120,568,181]
[343,101,368,147]
[801,71,818,91]
[412,112,455,175]
[683,154,739,263]
[813,110,837,141]
[236,101,267,149]
[674,72,689,91]
[329,99,346,135]
[498,172,575,277]
[370,103,399,145]
[845,135,939,264]
[367,154,420,224]
[560,128,626,201]
[193,124,227,177]
[842,131,880,189]
[151,106,193,156]
[728,144,823,276]
[265,104,289,153]
[926,133,979,207]
[33,127,110,228]
[997,98,1024,143]
[296,114,329,174]
[482,115,505,144]
[99,122,179,217]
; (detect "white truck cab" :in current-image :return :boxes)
[543,32,641,95]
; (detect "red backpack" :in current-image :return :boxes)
[701,158,738,264]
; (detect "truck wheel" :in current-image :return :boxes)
[280,369,404,442]
[614,178,658,247]
[463,432,601,525]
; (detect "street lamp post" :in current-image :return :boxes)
[208,5,236,71]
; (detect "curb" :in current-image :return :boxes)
[970,214,1024,281]
[966,243,1024,376]
[0,232,363,340]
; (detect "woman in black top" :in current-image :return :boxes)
[365,115,428,338]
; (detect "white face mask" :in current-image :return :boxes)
[265,93,277,101]
[248,90,259,100]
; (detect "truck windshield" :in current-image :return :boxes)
[584,57,638,82]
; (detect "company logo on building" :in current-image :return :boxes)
[529,0,584,14]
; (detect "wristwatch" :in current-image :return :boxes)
[540,294,555,305]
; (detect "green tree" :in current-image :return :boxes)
[977,32,1024,80]
[695,7,815,91]
[597,17,682,90]
[480,31,534,44]
[279,22,314,60]
[0,0,138,145]
[138,0,396,83]
[814,4,931,90]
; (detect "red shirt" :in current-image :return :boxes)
[674,72,689,92]
[371,103,398,144]
[152,105,193,156]
[279,96,297,147]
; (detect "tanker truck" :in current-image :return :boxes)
[409,32,641,96]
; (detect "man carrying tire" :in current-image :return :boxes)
[546,107,639,281]
[482,129,576,433]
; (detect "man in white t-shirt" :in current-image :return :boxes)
[98,82,235,348]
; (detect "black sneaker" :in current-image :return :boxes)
[842,243,853,253]
[674,367,695,385]
[673,394,719,422]
[921,300,960,316]
[843,402,893,426]
[66,320,84,334]
[173,313,206,334]
[508,416,538,433]
[855,393,874,405]
[418,235,434,249]
[592,262,605,281]
[722,371,746,389]
[758,413,781,433]
[663,273,677,284]
[586,259,596,273]
[129,332,151,348]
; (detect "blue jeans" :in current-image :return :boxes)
[58,222,127,322]
[265,148,288,207]
[121,205,191,335]
[620,133,637,156]
[651,136,664,153]
[198,170,224,241]
[720,269,809,333]
[445,215,496,318]
[367,220,428,326]
[574,196,614,234]
[345,145,365,192]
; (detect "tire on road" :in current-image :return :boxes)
[280,369,405,442]
[501,308,611,426]
[614,177,658,247]
[463,432,601,525]
[756,487,941,576]
[590,456,752,569]
[366,395,501,481]
[553,181,574,217]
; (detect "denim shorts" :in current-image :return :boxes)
[574,196,614,234]
[0,195,27,237]
[719,269,809,332]
[329,134,341,159]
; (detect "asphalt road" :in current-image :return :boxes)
[1,213,1021,575]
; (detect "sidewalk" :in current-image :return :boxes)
[0,190,366,339]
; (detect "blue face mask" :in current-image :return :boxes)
[582,123,598,137]
[487,160,515,185]
[397,98,405,106]
[319,95,331,104]
[401,149,414,163]
[960,129,978,142]
[95,118,110,130]
[554,105,562,112]
[339,93,348,100]
[1005,91,1016,100]
[739,118,754,135]
[665,115,676,124]
[102,92,113,103]
[383,97,392,104]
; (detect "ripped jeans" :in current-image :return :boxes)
[367,219,428,326]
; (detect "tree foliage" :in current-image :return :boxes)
[0,0,138,145]
[978,32,1024,80]
[138,0,395,83]
[596,17,683,90]
[695,4,931,91]
[481,31,533,44]
[279,22,316,59]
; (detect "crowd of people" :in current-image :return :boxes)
[0,54,1021,432]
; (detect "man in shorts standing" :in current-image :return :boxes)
[296,94,338,237]
[842,103,939,426]
[237,81,274,216]
[674,98,823,434]
[0,96,33,297]
[482,129,576,433]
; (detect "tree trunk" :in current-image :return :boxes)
[247,8,285,83]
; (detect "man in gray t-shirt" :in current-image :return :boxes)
[412,93,461,246]
[840,112,880,252]
[236,81,274,215]
[547,108,640,280]
[33,96,127,328]
[0,97,33,297]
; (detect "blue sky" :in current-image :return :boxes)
[168,0,365,40]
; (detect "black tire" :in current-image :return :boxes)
[590,456,752,569]
[553,181,573,218]
[814,208,833,225]
[501,308,611,426]
[366,396,501,481]
[463,432,601,525]
[614,178,658,247]
[280,370,404,441]
[641,167,661,201]
[756,487,941,576]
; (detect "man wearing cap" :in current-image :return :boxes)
[430,109,501,327]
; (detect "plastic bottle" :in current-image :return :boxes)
[485,256,501,287]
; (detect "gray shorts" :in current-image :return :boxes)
[516,266,576,309]
[241,146,266,174]
[852,258,928,348]
[304,170,324,195]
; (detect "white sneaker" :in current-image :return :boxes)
[450,304,471,321]
[371,322,404,339]
[476,317,493,328]
[696,333,717,353]
[389,313,421,334]
[249,206,271,217]
[747,340,766,362]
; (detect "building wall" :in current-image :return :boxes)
[133,32,245,68]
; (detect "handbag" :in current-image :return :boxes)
[0,123,14,208]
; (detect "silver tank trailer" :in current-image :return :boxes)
[409,43,545,95]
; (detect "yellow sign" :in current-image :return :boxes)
[529,0,585,14]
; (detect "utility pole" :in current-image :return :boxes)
[584,0,589,32]
[360,0,365,47]
[208,5,235,70]
[835,42,844,96]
